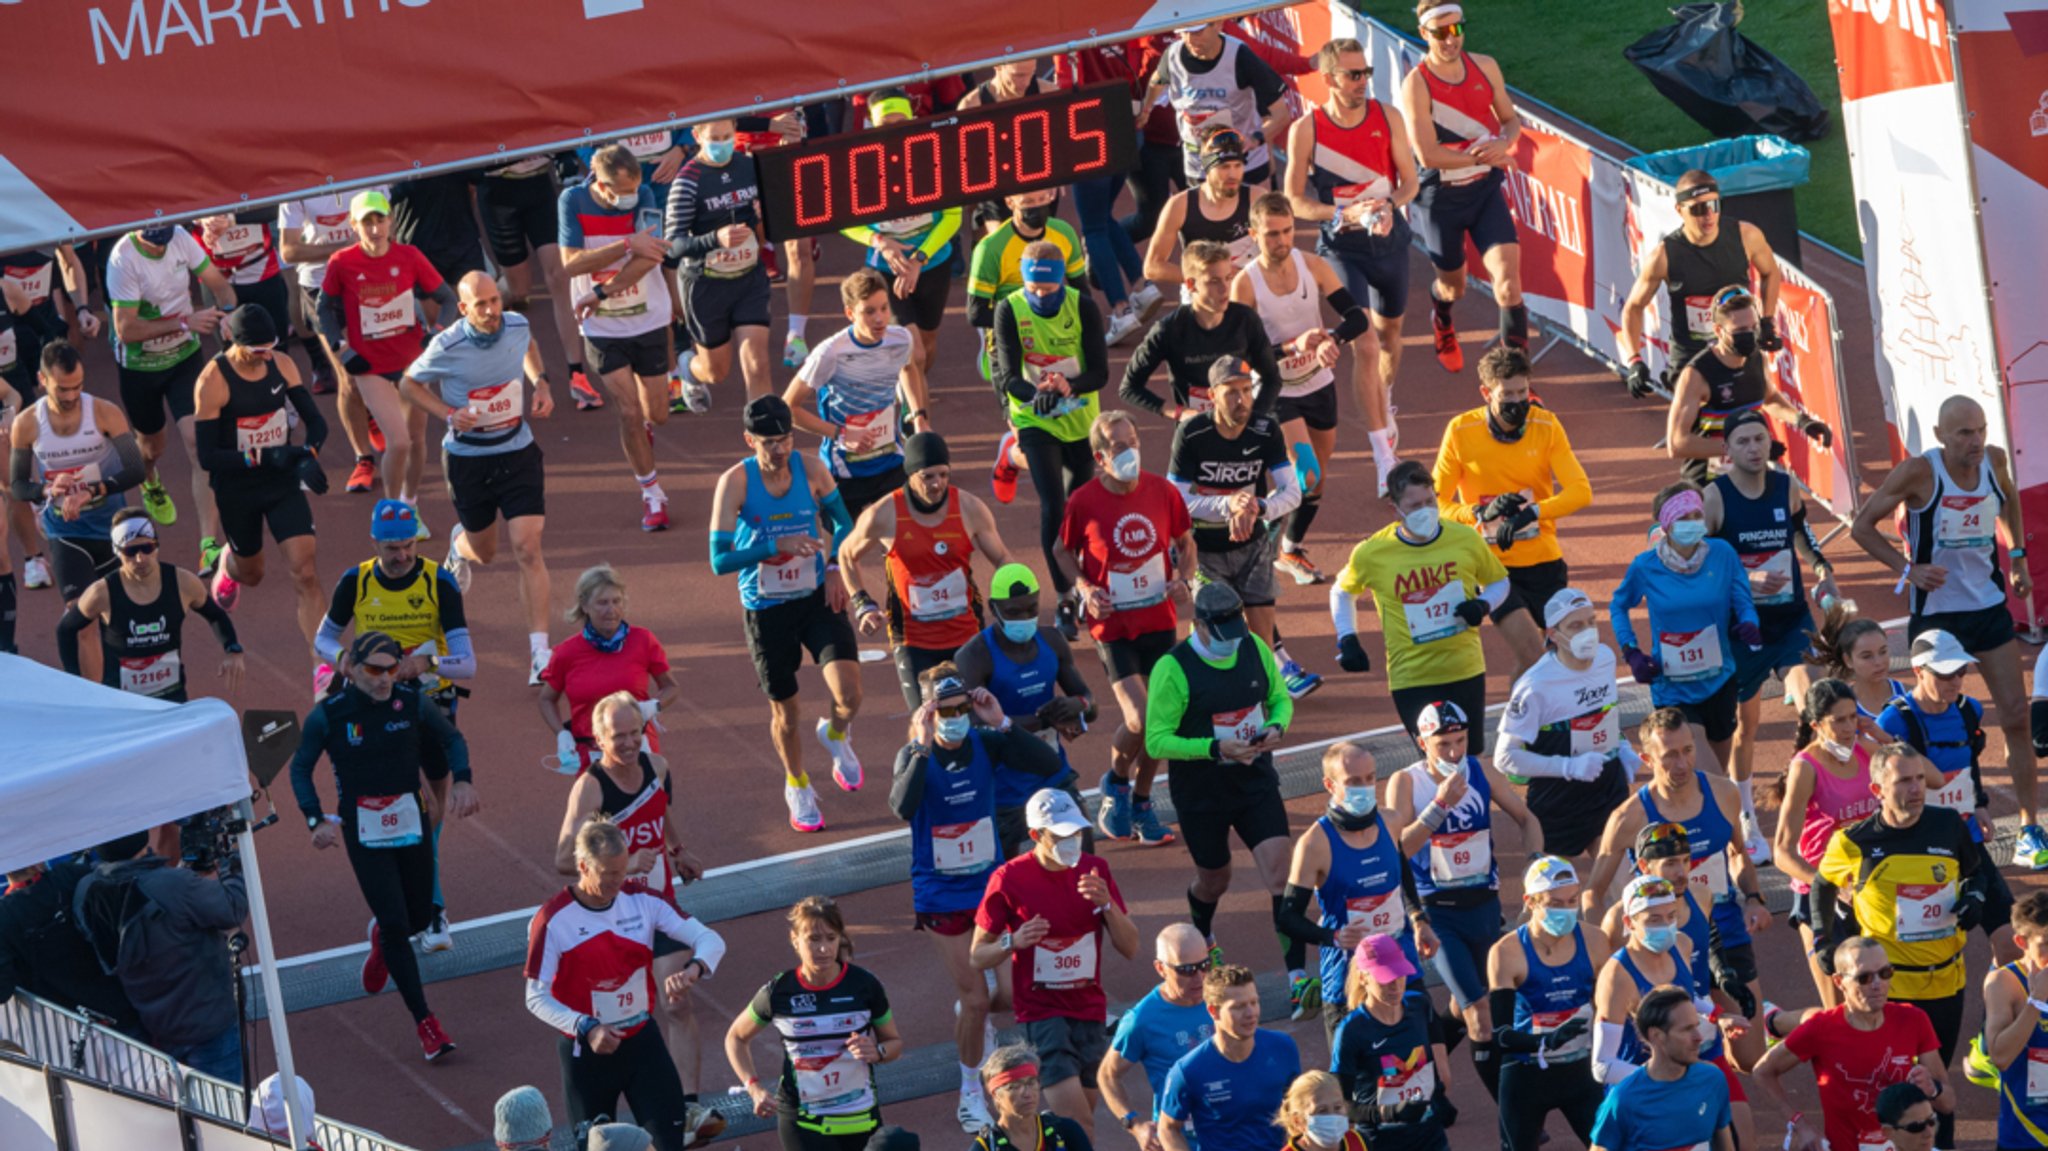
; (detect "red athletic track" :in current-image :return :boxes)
[11,221,2037,1148]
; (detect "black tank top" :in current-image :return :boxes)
[210,351,294,491]
[1680,345,1767,484]
[1179,190,1253,267]
[1660,224,1750,365]
[102,563,188,701]
[591,751,661,814]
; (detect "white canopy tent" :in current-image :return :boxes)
[0,654,313,1149]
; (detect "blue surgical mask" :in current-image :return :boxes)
[1305,1115,1349,1146]
[1194,630,1241,662]
[1025,285,1066,317]
[1107,448,1141,482]
[1540,906,1579,936]
[1338,785,1377,817]
[1402,506,1439,539]
[1000,617,1038,643]
[1639,923,1678,953]
[1668,519,1707,547]
[700,138,736,164]
[935,715,971,744]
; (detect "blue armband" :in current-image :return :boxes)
[709,529,777,576]
[821,489,855,556]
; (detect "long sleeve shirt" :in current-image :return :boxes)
[1432,406,1593,568]
[1608,539,1759,706]
[1144,635,1293,764]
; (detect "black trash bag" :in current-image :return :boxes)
[1623,2,1829,143]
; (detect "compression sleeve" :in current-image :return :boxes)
[1119,320,1172,415]
[436,628,476,681]
[8,447,36,503]
[287,384,329,453]
[821,488,855,556]
[317,290,346,347]
[101,433,145,495]
[709,529,778,576]
[1324,286,1373,343]
[192,417,250,473]
[1495,736,1577,782]
[56,605,91,676]
[1592,1021,1638,1085]
[194,596,240,652]
[1478,575,1510,610]
[1329,584,1359,637]
[1168,473,1237,525]
[1490,988,1542,1052]
[1278,883,1336,947]
[1261,461,1303,522]
[424,281,458,319]
[888,744,929,821]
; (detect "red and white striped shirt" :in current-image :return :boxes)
[524,886,725,1039]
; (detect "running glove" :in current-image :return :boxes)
[1733,621,1763,649]
[1625,358,1656,400]
[1957,889,1986,932]
[1565,752,1609,783]
[1336,633,1371,673]
[1758,317,1783,352]
[1798,415,1833,447]
[1477,492,1528,522]
[1491,506,1538,550]
[1624,646,1661,684]
[1454,598,1490,628]
[295,450,329,495]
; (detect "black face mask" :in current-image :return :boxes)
[1496,399,1531,427]
[1728,329,1758,357]
[1326,803,1377,833]
[1018,205,1051,230]
[1487,399,1530,443]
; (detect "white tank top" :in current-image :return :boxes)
[1166,38,1269,182]
[33,397,113,482]
[1249,250,1333,399]
[1905,447,2006,617]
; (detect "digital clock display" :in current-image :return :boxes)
[755,82,1138,242]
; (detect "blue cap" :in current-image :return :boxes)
[370,499,418,542]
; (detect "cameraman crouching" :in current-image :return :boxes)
[74,830,250,1083]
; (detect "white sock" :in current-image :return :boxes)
[1736,776,1757,820]
[636,472,665,505]
[961,1062,982,1090]
[529,632,550,656]
[1368,426,1398,468]
[1274,643,1294,667]
[787,314,808,340]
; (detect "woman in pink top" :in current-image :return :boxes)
[1771,678,1878,1006]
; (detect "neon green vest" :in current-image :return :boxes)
[1006,292,1098,442]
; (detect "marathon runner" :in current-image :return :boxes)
[966,191,1087,382]
[840,91,963,370]
[974,1046,1092,1151]
[666,119,775,405]
[190,304,328,650]
[1149,23,1292,188]
[1494,589,1640,860]
[8,342,145,683]
[785,269,933,522]
[1273,1072,1360,1151]
[529,815,725,1151]
[387,172,491,296]
[972,789,1138,1145]
[1770,679,1878,1006]
[1120,241,1283,422]
[1589,985,1737,1151]
[318,191,457,527]
[538,565,680,772]
[840,432,1009,710]
[1388,700,1543,1104]
[988,242,1110,637]
[1589,877,1743,1109]
[56,511,242,702]
[1619,170,1784,400]
[105,223,236,548]
[1055,410,1190,845]
[400,272,557,684]
[1280,741,1437,1034]
[1098,924,1216,1141]
[1158,965,1301,1151]
[194,211,291,351]
[1705,409,1836,860]
[294,631,475,1062]
[1,245,94,591]
[1593,824,1726,1022]
[1329,934,1453,1151]
[559,144,679,532]
[1977,891,2048,1149]
[1850,393,2046,866]
[1433,347,1592,680]
[708,395,862,833]
[551,694,714,1132]
[1286,37,1418,483]
[1398,2,1525,370]
[886,666,1060,1132]
[1330,460,1508,745]
[1232,191,1375,581]
[1142,127,1257,292]
[280,187,384,480]
[1666,287,1828,485]
[477,153,586,391]
[1486,856,1604,1151]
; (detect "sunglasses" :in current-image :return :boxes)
[1424,22,1464,40]
[119,542,158,558]
[358,662,399,678]
[1633,878,1678,900]
[1684,199,1721,218]
[1888,1117,1936,1135]
[1847,965,1895,986]
[1166,958,1214,976]
[935,701,972,719]
[1639,823,1689,848]
[1327,67,1371,81]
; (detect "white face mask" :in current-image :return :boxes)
[1304,1115,1349,1146]
[1433,756,1464,778]
[1566,627,1600,661]
[1402,505,1440,539]
[1050,835,1083,867]
[1106,447,1141,482]
[1820,737,1855,761]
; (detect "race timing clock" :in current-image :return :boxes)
[755,82,1137,241]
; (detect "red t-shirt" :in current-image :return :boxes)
[319,242,444,376]
[542,628,672,745]
[1782,1002,1937,1151]
[1058,473,1190,644]
[975,852,1125,1024]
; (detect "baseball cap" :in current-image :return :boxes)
[587,1125,654,1151]
[1026,788,1090,836]
[1634,821,1691,863]
[1193,581,1248,640]
[1623,875,1678,917]
[370,498,419,542]
[1909,629,1976,674]
[350,190,392,221]
[1207,356,1255,390]
[990,562,1041,600]
[1524,855,1579,895]
[1414,700,1468,739]
[492,1085,552,1150]
[1352,933,1416,983]
[1543,588,1593,629]
[743,394,794,437]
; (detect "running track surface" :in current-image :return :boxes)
[12,221,2037,1148]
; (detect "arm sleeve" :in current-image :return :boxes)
[1278,883,1338,946]
[290,706,330,819]
[314,571,356,665]
[194,596,239,651]
[421,696,472,784]
[424,280,458,318]
[1490,988,1541,1052]
[986,728,1064,779]
[1477,575,1510,610]
[193,417,257,473]
[1119,319,1172,414]
[1169,473,1234,525]
[57,605,90,675]
[1259,636,1294,731]
[100,433,145,495]
[1144,655,1210,761]
[1260,454,1302,522]
[433,577,475,680]
[821,488,855,557]
[1070,296,1109,396]
[888,745,929,821]
[1325,287,1373,343]
[917,208,963,261]
[990,300,1036,404]
[8,447,37,503]
[709,530,778,576]
[1591,1021,1639,1085]
[317,290,346,347]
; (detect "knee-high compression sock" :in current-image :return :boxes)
[1472,1038,1501,1101]
[1500,303,1529,350]
[1431,289,1455,327]
[1187,886,1219,941]
[1284,494,1320,549]
[1272,894,1307,972]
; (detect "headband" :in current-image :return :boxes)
[1675,182,1720,204]
[350,631,404,665]
[1656,488,1704,534]
[870,96,914,126]
[987,1063,1039,1091]
[1419,4,1463,24]
[112,518,158,549]
[1019,257,1065,286]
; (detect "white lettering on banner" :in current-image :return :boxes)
[89,0,436,67]
[1844,0,1944,51]
[1501,165,1586,257]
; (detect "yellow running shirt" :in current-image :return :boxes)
[1431,406,1592,568]
[1337,521,1505,690]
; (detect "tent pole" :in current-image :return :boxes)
[236,797,311,1151]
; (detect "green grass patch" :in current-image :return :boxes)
[1342,0,1858,256]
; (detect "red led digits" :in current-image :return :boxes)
[1011,110,1052,181]
[847,143,888,214]
[1067,99,1107,170]
[791,153,834,227]
[960,121,998,193]
[902,131,943,205]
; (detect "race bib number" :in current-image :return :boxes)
[308,212,354,247]
[1896,882,1956,943]
[1402,581,1466,644]
[1741,549,1796,606]
[467,379,525,435]
[1033,934,1098,989]
[1930,769,1978,817]
[141,328,194,355]
[117,651,181,697]
[1345,889,1405,934]
[1278,343,1323,386]
[359,289,416,340]
[2027,1047,2048,1104]
[1429,830,1492,888]
[840,407,898,463]
[235,409,289,453]
[592,267,648,317]
[1658,628,1723,683]
[793,1049,869,1110]
[906,568,968,622]
[1375,1055,1435,1109]
[590,968,650,1026]
[1683,294,1715,339]
[756,552,820,598]
[619,131,673,160]
[1212,704,1265,746]
[1688,850,1731,906]
[0,326,15,372]
[1934,495,1993,550]
[932,817,996,875]
[1569,708,1619,758]
[1108,554,1167,609]
[355,793,423,849]
[1530,1005,1593,1058]
[708,235,761,277]
[1023,353,1083,390]
[42,463,104,510]
[3,263,52,305]
[212,224,263,261]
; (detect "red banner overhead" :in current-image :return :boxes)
[0,0,1277,249]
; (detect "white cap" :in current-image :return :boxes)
[247,1074,315,1137]
[1524,855,1579,895]
[1543,588,1593,629]
[1026,788,1090,836]
[1909,629,1976,674]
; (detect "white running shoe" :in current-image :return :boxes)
[443,529,473,594]
[956,1088,994,1134]
[1741,810,1772,866]
[21,555,51,590]
[1105,308,1142,346]
[676,350,712,413]
[1130,282,1164,318]
[816,718,863,791]
[528,646,551,687]
[785,782,825,832]
[419,910,454,953]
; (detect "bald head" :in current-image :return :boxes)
[456,271,504,333]
[1936,395,1982,432]
[1155,923,1208,963]
[1932,394,1987,469]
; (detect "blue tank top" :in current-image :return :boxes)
[1614,947,1724,1065]
[1679,890,1714,994]
[1710,470,1809,630]
[980,625,1077,801]
[1997,961,2048,1147]
[1406,756,1498,901]
[907,731,1002,914]
[735,454,828,611]
[1510,925,1594,1065]
[1638,774,1749,948]
[1315,814,1416,996]
[1855,680,1911,722]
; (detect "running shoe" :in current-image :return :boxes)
[569,370,606,411]
[1966,1034,2001,1089]
[417,1015,456,1062]
[1273,548,1328,586]
[1740,811,1772,867]
[140,478,177,525]
[817,718,863,791]
[313,663,336,699]
[443,530,473,594]
[1206,942,1224,969]
[2017,824,2048,871]
[990,429,1020,504]
[368,416,386,454]
[1131,282,1165,319]
[1097,772,1134,840]
[683,1102,727,1147]
[1760,1001,1785,1049]
[1131,798,1176,846]
[361,919,390,995]
[411,504,431,541]
[211,564,240,612]
[1055,595,1079,642]
[1281,659,1322,700]
[198,536,222,578]
[1288,974,1321,1022]
[419,910,455,953]
[785,783,825,833]
[21,555,51,590]
[346,456,377,494]
[529,646,551,688]
[955,1089,994,1135]
[1105,308,1142,346]
[309,361,337,396]
[674,350,711,413]
[641,500,671,533]
[1430,313,1464,373]
[783,332,811,369]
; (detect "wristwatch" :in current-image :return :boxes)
[998,930,1014,952]
[1120,1113,1142,1131]
[592,281,610,301]
[1743,891,1767,907]
[306,814,323,831]
[223,643,244,655]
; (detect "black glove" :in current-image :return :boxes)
[1546,1017,1590,1049]
[257,443,303,471]
[1336,633,1371,673]
[295,450,329,495]
[1798,415,1833,448]
[1490,518,1519,550]
[1769,439,1787,463]
[1758,316,1783,352]
[1032,390,1064,417]
[1625,357,1656,400]
[1492,505,1537,550]
[1957,891,1986,933]
[1454,598,1489,628]
[1476,492,1527,522]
